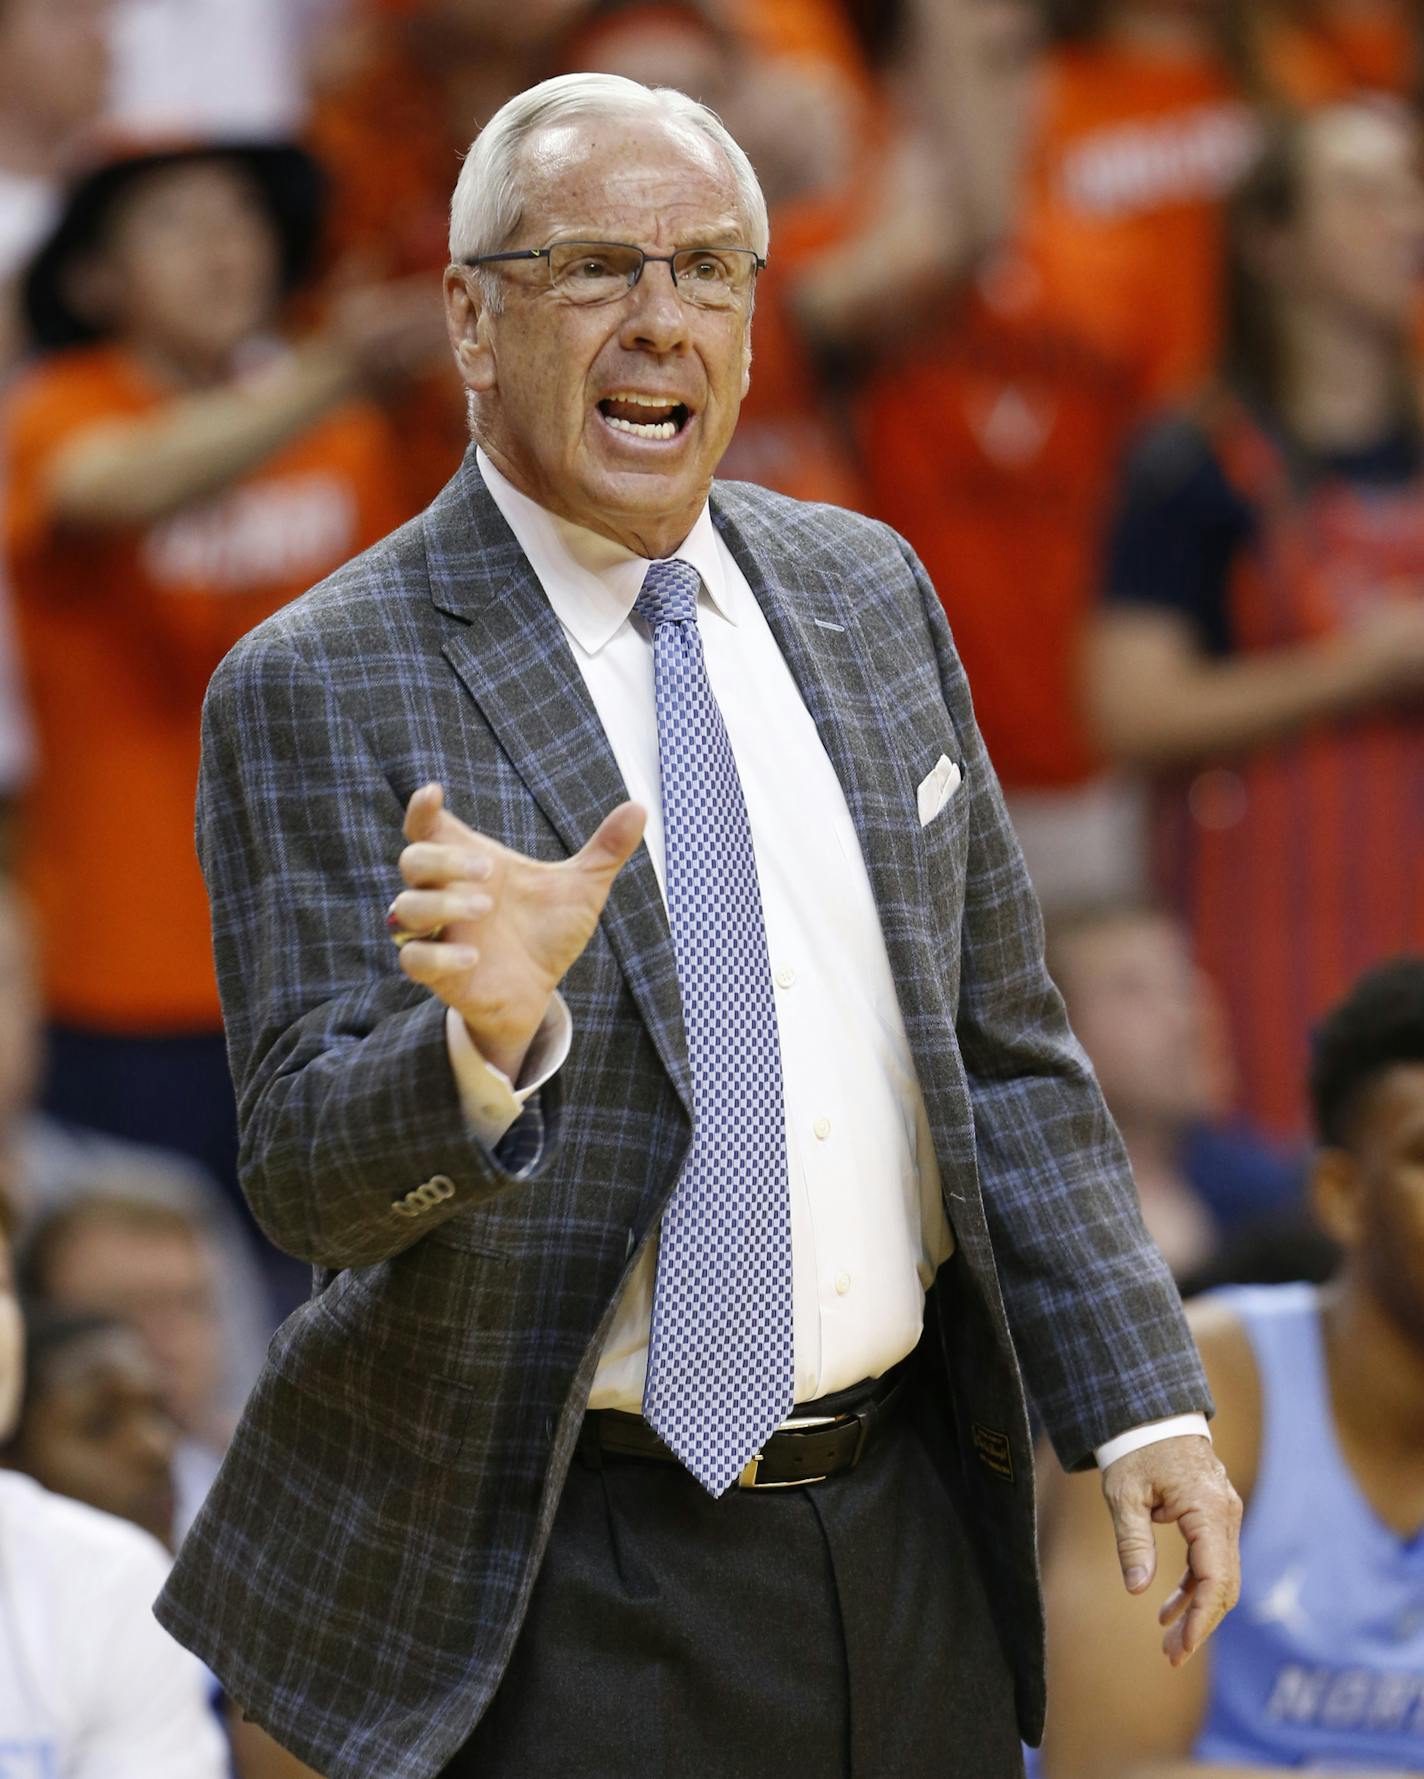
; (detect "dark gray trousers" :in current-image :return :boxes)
[442,1364,1025,1778]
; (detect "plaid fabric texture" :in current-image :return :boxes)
[156,452,1210,1778]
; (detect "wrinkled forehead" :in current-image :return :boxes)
[515,115,745,244]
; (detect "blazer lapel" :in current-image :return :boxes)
[424,460,692,1116]
[709,488,927,962]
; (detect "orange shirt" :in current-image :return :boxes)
[1025,42,1260,406]
[4,344,405,1032]
[1268,3,1416,102]
[853,42,1260,792]
[855,240,1138,790]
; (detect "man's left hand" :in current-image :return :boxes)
[1100,1434,1242,1667]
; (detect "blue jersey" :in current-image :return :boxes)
[1195,1283,1424,1770]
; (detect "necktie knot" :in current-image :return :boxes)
[635,558,701,628]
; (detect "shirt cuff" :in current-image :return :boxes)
[1095,1413,1212,1471]
[445,994,571,1148]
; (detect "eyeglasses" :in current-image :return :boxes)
[460,240,766,309]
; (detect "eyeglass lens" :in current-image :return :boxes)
[546,243,755,306]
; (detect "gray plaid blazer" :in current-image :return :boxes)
[157,454,1209,1779]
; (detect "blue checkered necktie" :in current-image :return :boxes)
[635,556,794,1495]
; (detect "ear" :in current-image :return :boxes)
[443,264,497,395]
[1310,1146,1363,1248]
[740,328,753,400]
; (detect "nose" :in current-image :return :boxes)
[618,260,689,355]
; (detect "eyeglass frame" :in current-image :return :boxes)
[458,240,768,305]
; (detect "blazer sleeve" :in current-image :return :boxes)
[895,531,1212,1470]
[197,625,561,1271]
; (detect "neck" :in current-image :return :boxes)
[1322,1278,1424,1456]
[1279,301,1403,451]
[477,438,705,559]
[127,334,234,393]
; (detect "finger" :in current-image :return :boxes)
[398,939,479,983]
[399,841,493,889]
[1166,1529,1237,1665]
[1157,1567,1195,1628]
[388,888,492,933]
[1107,1497,1158,1595]
[573,802,646,881]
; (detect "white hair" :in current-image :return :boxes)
[447,71,770,309]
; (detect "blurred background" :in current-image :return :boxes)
[0,2,1420,1774]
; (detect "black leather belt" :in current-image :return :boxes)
[580,1373,907,1490]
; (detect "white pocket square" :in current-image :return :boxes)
[917,755,962,826]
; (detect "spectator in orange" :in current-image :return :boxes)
[305,0,589,510]
[558,0,872,508]
[3,139,427,1287]
[1086,100,1424,1139]
[804,0,1149,899]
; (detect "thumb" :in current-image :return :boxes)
[574,801,647,882]
[1109,1494,1159,1595]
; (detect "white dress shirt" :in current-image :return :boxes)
[451,448,1207,1464]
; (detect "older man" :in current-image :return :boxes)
[157,73,1239,1779]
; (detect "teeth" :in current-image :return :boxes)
[604,415,678,439]
[606,392,682,407]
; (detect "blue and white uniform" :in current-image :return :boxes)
[1195,1283,1424,1770]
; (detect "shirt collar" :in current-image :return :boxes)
[475,446,735,655]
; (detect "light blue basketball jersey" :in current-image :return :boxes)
[1195,1283,1424,1770]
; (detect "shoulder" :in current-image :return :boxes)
[1116,410,1238,512]
[711,479,922,618]
[713,478,907,560]
[0,1470,171,1601]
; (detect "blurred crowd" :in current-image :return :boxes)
[0,0,1419,1774]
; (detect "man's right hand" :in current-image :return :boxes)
[389,782,646,1081]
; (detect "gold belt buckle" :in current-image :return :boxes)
[737,1413,838,1490]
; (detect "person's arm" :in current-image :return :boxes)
[1039,1298,1260,1778]
[228,1708,327,1779]
[1086,602,1424,768]
[793,0,1039,349]
[896,524,1241,1651]
[198,632,639,1270]
[899,527,1211,1457]
[44,276,444,529]
[1085,419,1424,768]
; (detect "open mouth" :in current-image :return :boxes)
[596,392,692,440]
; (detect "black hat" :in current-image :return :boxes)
[22,137,327,352]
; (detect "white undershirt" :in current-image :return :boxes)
[453,450,1208,1463]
